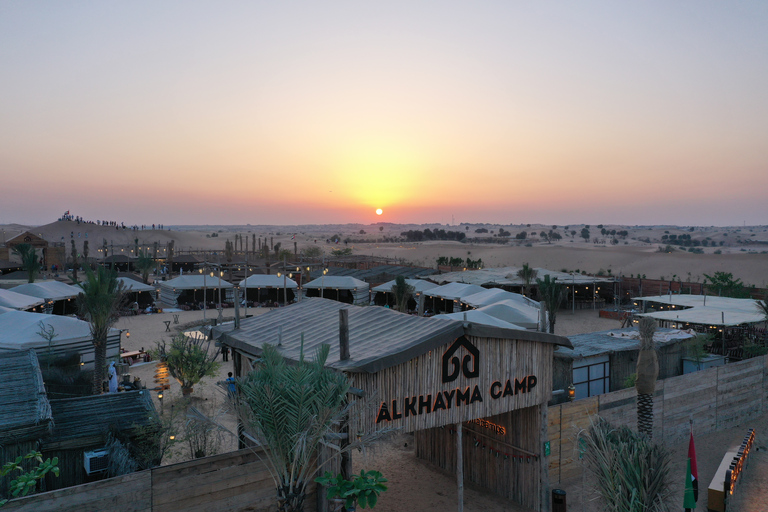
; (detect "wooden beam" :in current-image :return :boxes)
[457,422,464,512]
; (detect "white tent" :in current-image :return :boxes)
[116,277,156,293]
[423,282,486,313]
[0,288,45,311]
[460,288,539,310]
[0,306,14,315]
[10,281,81,301]
[240,275,298,289]
[475,301,541,330]
[0,311,121,368]
[435,309,527,330]
[159,275,234,306]
[304,276,369,305]
[371,279,438,295]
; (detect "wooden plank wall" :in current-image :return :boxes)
[3,448,318,512]
[415,407,542,510]
[548,355,768,484]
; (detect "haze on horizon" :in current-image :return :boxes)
[1,2,767,228]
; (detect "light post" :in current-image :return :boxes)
[200,267,207,321]
[321,268,328,298]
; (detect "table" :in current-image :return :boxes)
[164,320,171,331]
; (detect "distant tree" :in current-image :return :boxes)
[536,275,565,333]
[549,230,562,242]
[12,243,39,283]
[703,272,749,298]
[570,230,576,238]
[379,226,384,232]
[77,266,125,394]
[580,228,590,242]
[515,231,527,240]
[540,231,549,243]
[517,263,538,297]
[359,229,366,235]
[302,246,323,258]
[273,242,282,258]
[391,276,415,313]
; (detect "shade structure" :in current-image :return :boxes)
[117,277,158,308]
[632,295,766,327]
[10,281,81,301]
[461,288,539,310]
[240,274,299,304]
[158,274,233,306]
[371,278,439,309]
[0,311,121,368]
[0,306,14,314]
[435,309,527,330]
[304,276,369,305]
[0,288,45,311]
[116,277,156,293]
[10,281,82,315]
[475,301,541,330]
[422,282,487,313]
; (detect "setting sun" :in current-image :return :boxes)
[376,208,383,215]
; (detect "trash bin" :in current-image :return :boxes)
[552,489,567,512]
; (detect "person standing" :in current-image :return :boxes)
[226,372,236,399]
[221,345,229,362]
[108,362,118,393]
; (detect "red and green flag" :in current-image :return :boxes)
[689,428,699,502]
[684,459,696,509]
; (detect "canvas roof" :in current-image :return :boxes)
[431,267,614,287]
[460,288,539,309]
[0,311,119,351]
[557,327,696,361]
[0,350,52,444]
[214,298,571,374]
[304,276,369,290]
[10,280,82,301]
[0,287,45,310]
[475,301,541,329]
[371,279,439,294]
[633,295,766,326]
[117,277,156,293]
[434,310,527,330]
[423,282,486,301]
[240,274,298,289]
[0,306,14,314]
[160,274,234,290]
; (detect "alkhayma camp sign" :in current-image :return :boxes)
[375,336,538,424]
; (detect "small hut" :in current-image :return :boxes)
[41,391,159,490]
[303,276,369,305]
[0,351,53,498]
[217,298,571,510]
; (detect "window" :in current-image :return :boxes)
[573,360,610,400]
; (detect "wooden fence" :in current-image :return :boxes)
[3,448,317,512]
[548,355,768,484]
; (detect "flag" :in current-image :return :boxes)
[684,459,696,509]
[689,428,699,502]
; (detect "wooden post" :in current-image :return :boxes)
[233,285,240,330]
[457,422,464,512]
[418,293,425,316]
[540,404,550,512]
[339,309,350,361]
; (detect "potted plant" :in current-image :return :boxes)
[316,470,388,511]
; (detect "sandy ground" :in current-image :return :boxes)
[113,307,768,511]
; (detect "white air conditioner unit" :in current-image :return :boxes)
[84,449,109,475]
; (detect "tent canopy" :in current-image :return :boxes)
[160,275,234,290]
[240,275,298,289]
[304,276,368,290]
[461,288,539,309]
[424,282,486,301]
[116,277,156,293]
[371,279,438,294]
[0,288,45,310]
[435,310,527,330]
[10,281,82,301]
[475,301,541,329]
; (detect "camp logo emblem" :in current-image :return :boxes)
[442,336,479,383]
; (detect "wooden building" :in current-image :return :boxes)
[216,298,571,511]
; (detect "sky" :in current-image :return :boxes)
[1,1,767,227]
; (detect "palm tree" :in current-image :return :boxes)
[636,317,658,439]
[517,263,538,297]
[755,299,768,321]
[135,250,154,284]
[391,276,415,313]
[12,243,39,283]
[536,275,564,333]
[76,266,125,394]
[237,343,350,512]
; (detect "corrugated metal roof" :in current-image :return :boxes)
[557,327,695,361]
[215,298,571,374]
